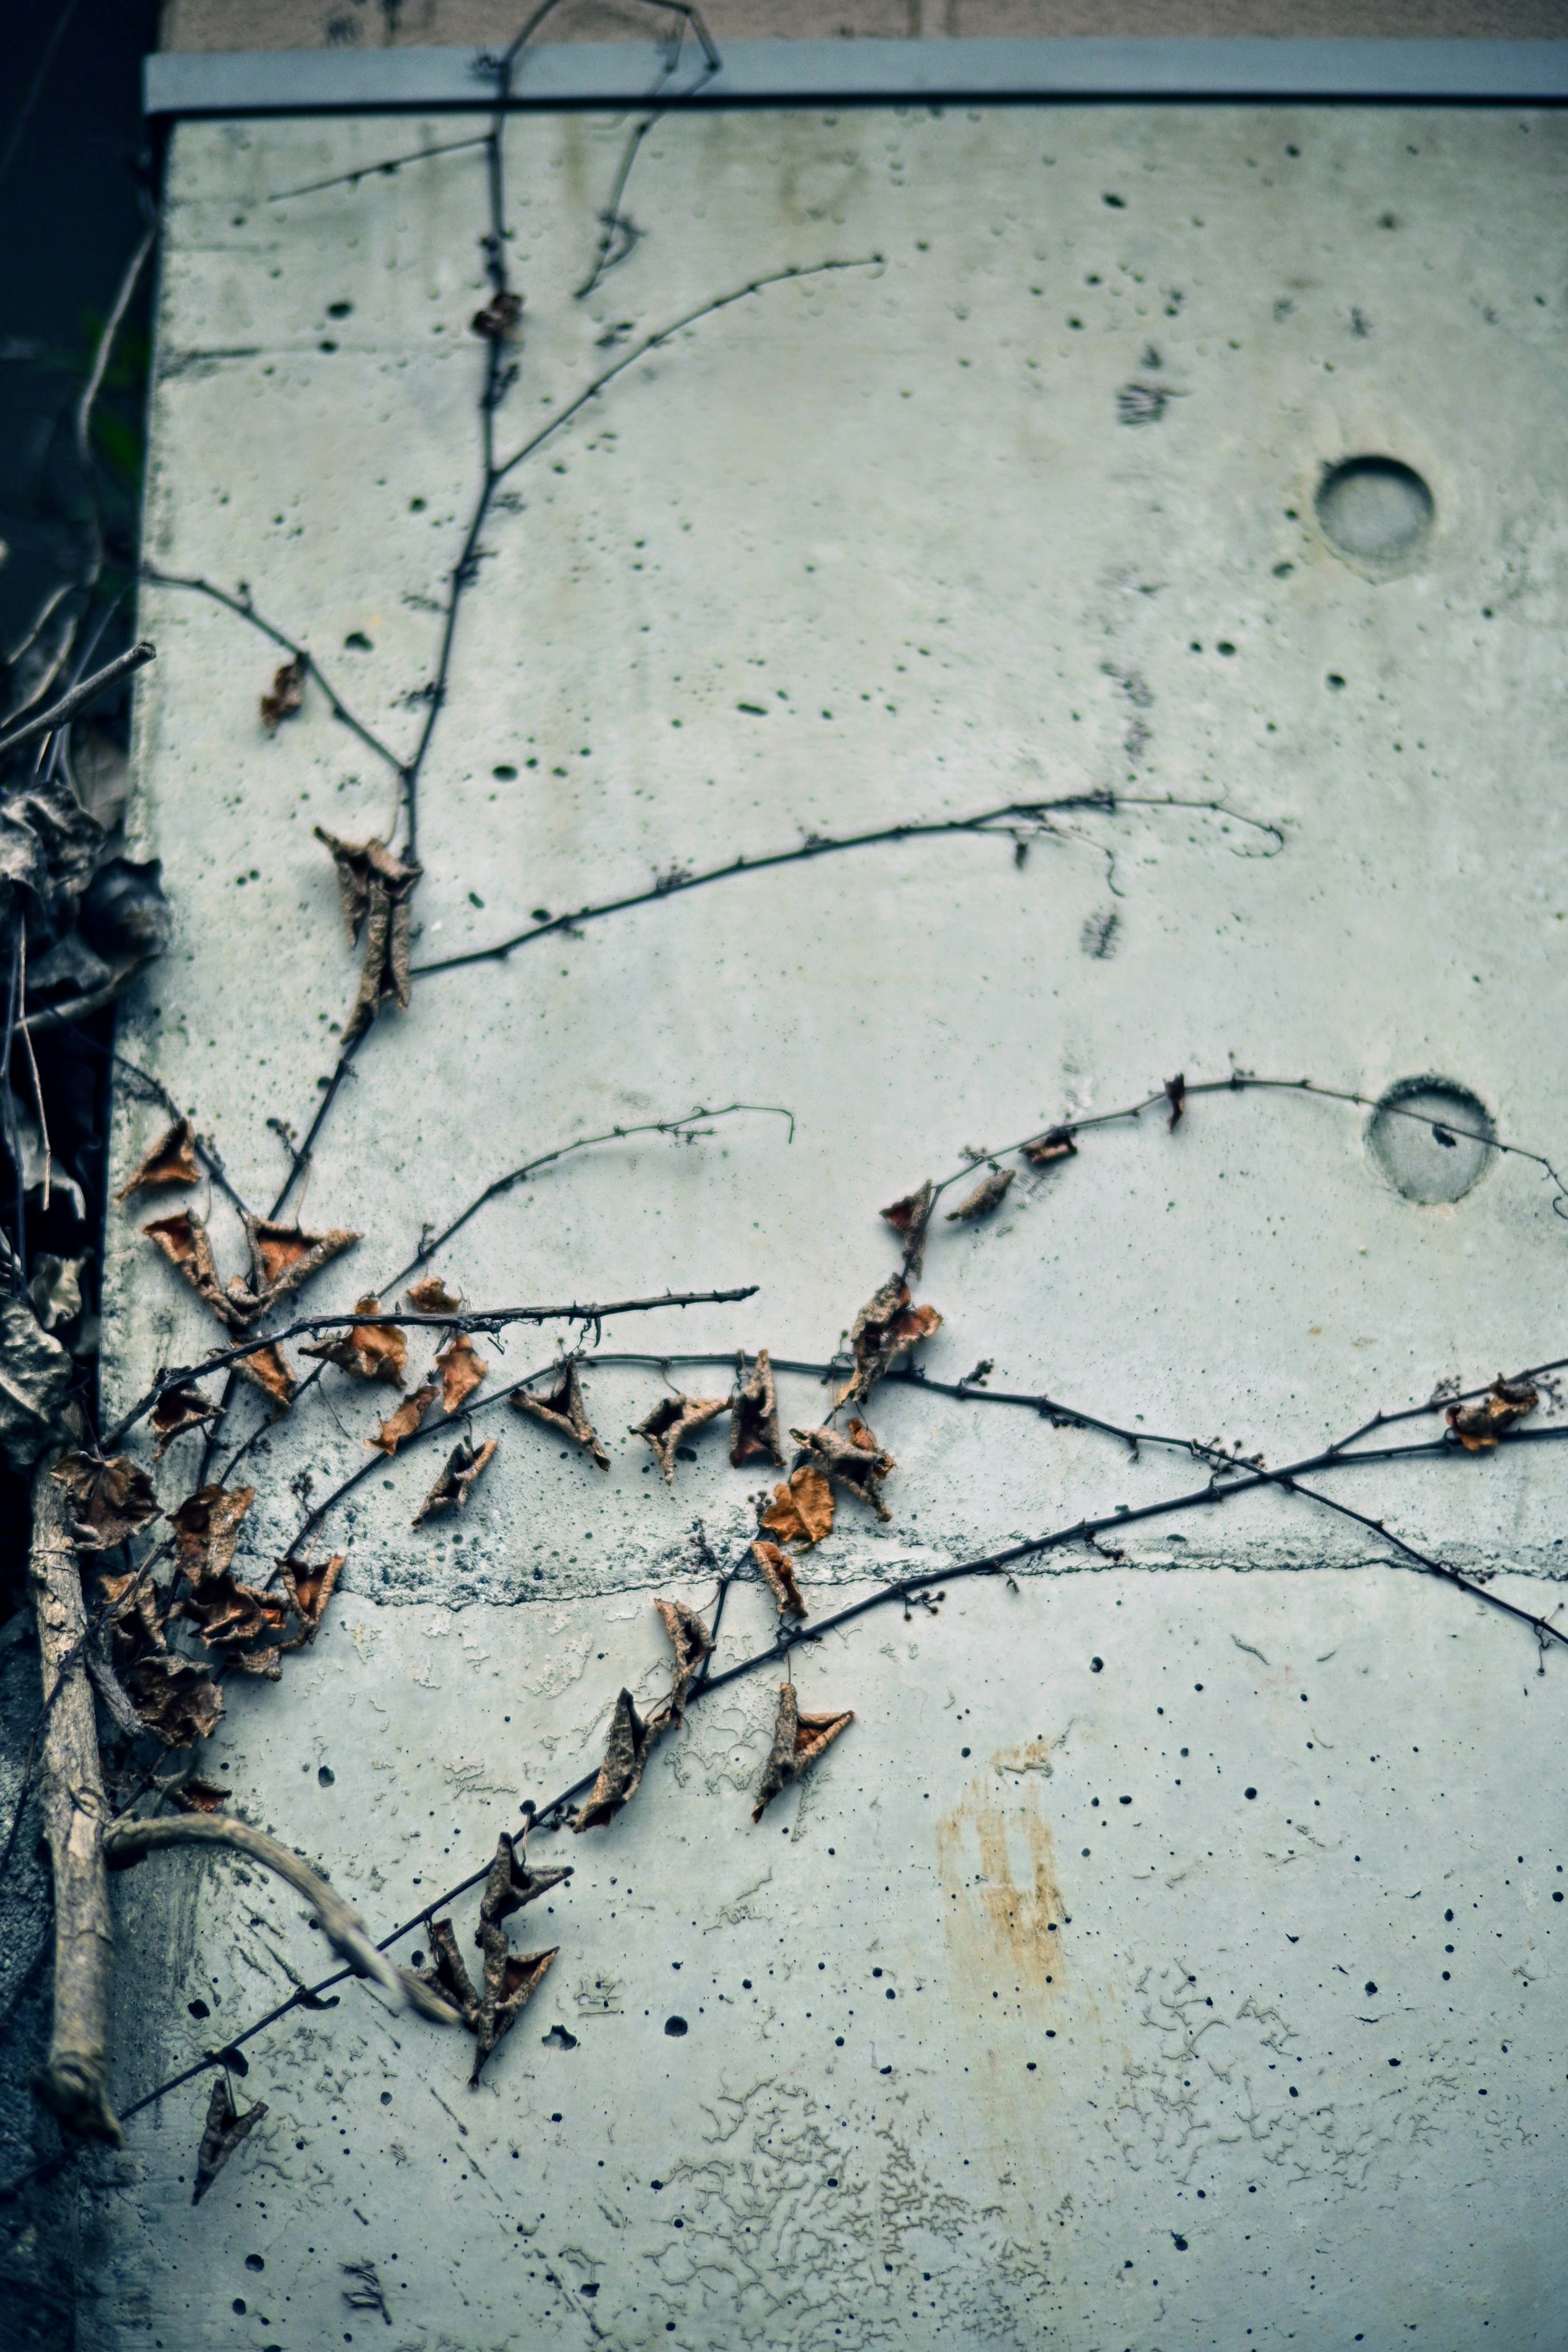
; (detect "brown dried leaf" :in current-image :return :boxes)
[243,1215,359,1305]
[1022,1125,1078,1167]
[366,1383,437,1457]
[655,1598,714,1722]
[435,1331,487,1414]
[114,1117,199,1202]
[260,654,305,733]
[751,1683,854,1822]
[314,828,422,1046]
[760,1463,834,1551]
[143,1207,240,1327]
[1446,1376,1539,1452]
[839,1274,942,1405]
[52,1452,160,1550]
[630,1392,728,1485]
[406,1275,463,1313]
[572,1688,663,1832]
[471,289,523,341]
[185,1572,290,1651]
[880,1180,933,1238]
[227,1644,282,1680]
[301,1296,407,1386]
[730,1350,783,1468]
[150,1384,219,1460]
[168,1775,232,1814]
[791,1421,897,1523]
[751,1539,806,1620]
[414,1436,498,1524]
[1165,1071,1186,1131]
[946,1166,1014,1222]
[511,1360,609,1470]
[192,2075,268,2205]
[277,1552,345,1649]
[125,1652,225,1747]
[236,1342,297,1412]
[171,1485,255,1586]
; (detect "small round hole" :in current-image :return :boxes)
[1368,1077,1494,1204]
[1315,456,1434,566]
[664,2016,688,2037]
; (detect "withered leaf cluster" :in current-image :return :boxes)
[53,1452,159,1550]
[654,1598,713,1722]
[760,1463,833,1550]
[140,1201,359,1414]
[407,1274,463,1313]
[631,1392,728,1485]
[149,1383,219,1460]
[419,1831,563,2085]
[839,1274,941,1405]
[946,1166,1013,1223]
[302,1296,407,1386]
[315,827,421,1045]
[512,1359,609,1470]
[192,2075,268,2204]
[1446,1376,1539,1452]
[414,1437,497,1524]
[574,1688,663,1832]
[114,1117,199,1203]
[792,1420,897,1523]
[123,1653,225,1749]
[260,655,305,733]
[751,1683,854,1822]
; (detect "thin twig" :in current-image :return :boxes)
[0,643,155,764]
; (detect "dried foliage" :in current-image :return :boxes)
[172,1485,255,1586]
[406,1275,463,1312]
[123,1653,225,1748]
[314,827,422,1045]
[574,1689,662,1831]
[1446,1377,1539,1452]
[655,1599,714,1722]
[420,1831,563,2084]
[113,1117,198,1201]
[192,2075,268,2204]
[840,1274,941,1405]
[471,289,523,341]
[946,1166,1013,1222]
[1022,1125,1077,1167]
[276,1552,345,1648]
[435,1331,488,1414]
[149,1384,219,1459]
[791,1420,897,1522]
[236,1342,298,1412]
[367,1384,437,1457]
[511,1359,610,1470]
[751,1683,854,1822]
[730,1349,783,1468]
[53,1452,159,1550]
[260,655,305,733]
[242,1216,360,1308]
[143,1206,232,1324]
[760,1463,834,1551]
[168,1776,232,1814]
[302,1295,408,1385]
[751,1539,806,1619]
[880,1178,934,1272]
[630,1391,728,1484]
[414,1436,498,1523]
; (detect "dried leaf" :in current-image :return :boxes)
[471,289,523,341]
[839,1274,942,1405]
[630,1392,728,1485]
[0,1294,72,1472]
[125,1652,225,1747]
[946,1166,1014,1222]
[1022,1126,1078,1167]
[114,1117,199,1202]
[27,1253,85,1334]
[406,1275,463,1313]
[227,1644,283,1680]
[277,1552,345,1649]
[760,1463,834,1551]
[192,2075,268,2204]
[243,1215,360,1305]
[301,1296,407,1386]
[143,1207,239,1327]
[184,1571,290,1651]
[53,1452,160,1550]
[730,1350,783,1468]
[655,1599,714,1722]
[168,1776,232,1813]
[414,1436,497,1523]
[880,1178,936,1271]
[573,1688,663,1832]
[435,1331,487,1414]
[751,1682,854,1820]
[511,1360,609,1471]
[1446,1376,1539,1452]
[236,1341,297,1412]
[260,655,305,733]
[751,1539,806,1620]
[419,1830,568,2084]
[314,828,422,1046]
[171,1485,255,1586]
[150,1383,219,1460]
[791,1421,897,1523]
[366,1384,437,1456]
[1165,1071,1186,1131]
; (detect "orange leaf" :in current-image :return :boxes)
[751,1539,806,1619]
[839,1274,941,1405]
[1446,1376,1539,1452]
[367,1385,437,1457]
[236,1341,297,1412]
[406,1275,463,1313]
[791,1422,896,1522]
[243,1215,359,1303]
[114,1117,199,1202]
[302,1296,407,1387]
[278,1552,345,1648]
[760,1463,834,1551]
[752,1682,853,1820]
[1022,1126,1077,1167]
[435,1332,487,1414]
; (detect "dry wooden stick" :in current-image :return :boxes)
[28,1448,120,2144]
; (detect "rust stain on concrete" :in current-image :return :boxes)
[935,1771,1068,1997]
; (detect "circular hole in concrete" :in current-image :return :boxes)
[1316,457,1434,565]
[1367,1078,1494,1203]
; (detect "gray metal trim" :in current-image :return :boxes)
[144,36,1568,120]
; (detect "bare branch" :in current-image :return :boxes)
[0,642,155,763]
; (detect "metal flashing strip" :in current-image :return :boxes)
[144,37,1568,120]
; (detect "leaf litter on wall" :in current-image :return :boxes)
[751,1682,854,1822]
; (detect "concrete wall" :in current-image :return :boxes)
[79,91,1568,2350]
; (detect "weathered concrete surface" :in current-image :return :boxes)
[77,98,1568,2346]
